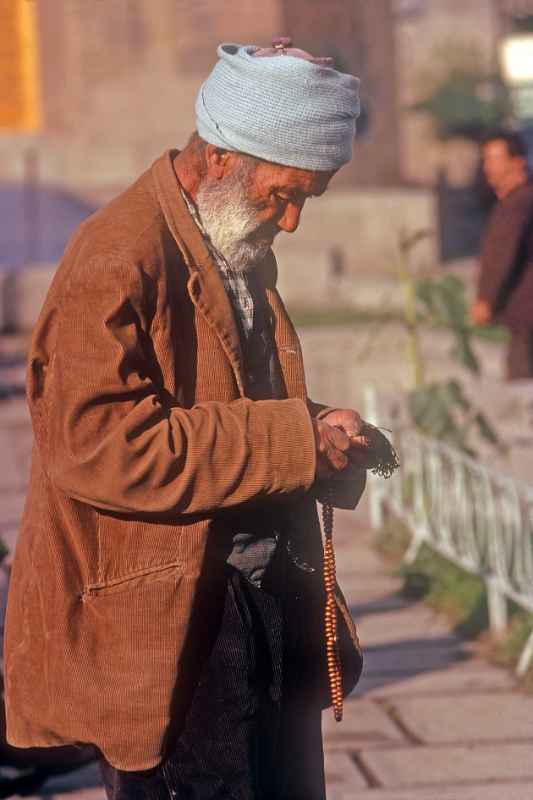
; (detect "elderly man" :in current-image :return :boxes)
[5,41,368,799]
[472,131,533,379]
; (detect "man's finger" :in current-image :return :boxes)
[342,416,364,438]
[322,409,364,437]
[326,447,348,471]
[329,426,351,452]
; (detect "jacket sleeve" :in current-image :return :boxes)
[478,190,533,314]
[307,399,331,419]
[34,257,316,517]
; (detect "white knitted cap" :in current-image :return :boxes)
[195,42,360,171]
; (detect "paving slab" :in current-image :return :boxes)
[355,606,455,646]
[329,782,533,800]
[360,636,467,677]
[323,698,406,750]
[323,751,368,790]
[354,669,426,697]
[350,581,417,624]
[365,663,516,698]
[390,693,533,744]
[9,764,105,800]
[335,543,390,577]
[362,743,533,787]
[339,575,404,604]
[38,762,103,796]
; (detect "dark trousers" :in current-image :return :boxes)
[99,566,326,800]
[507,330,533,380]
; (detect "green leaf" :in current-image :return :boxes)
[443,379,471,411]
[434,282,468,328]
[415,280,438,316]
[439,274,466,297]
[0,536,8,564]
[411,74,507,142]
[408,383,488,456]
[474,411,501,447]
[409,385,457,439]
[452,331,480,374]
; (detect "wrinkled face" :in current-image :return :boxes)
[244,159,335,237]
[482,139,521,192]
[195,148,335,272]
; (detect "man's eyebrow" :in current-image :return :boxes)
[274,187,305,201]
[273,183,321,202]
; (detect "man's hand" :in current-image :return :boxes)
[471,299,492,326]
[319,408,370,468]
[312,419,352,478]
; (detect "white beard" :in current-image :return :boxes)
[195,166,276,274]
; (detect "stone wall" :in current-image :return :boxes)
[276,186,437,308]
[1,1,520,192]
[1,0,402,192]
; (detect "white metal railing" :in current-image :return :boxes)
[365,386,533,677]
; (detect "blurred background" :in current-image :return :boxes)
[2,0,533,296]
[4,0,533,463]
[1,0,532,278]
[2,1,533,798]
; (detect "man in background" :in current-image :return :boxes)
[471,131,533,379]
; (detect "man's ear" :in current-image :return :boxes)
[205,144,238,179]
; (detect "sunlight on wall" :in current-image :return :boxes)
[0,0,41,130]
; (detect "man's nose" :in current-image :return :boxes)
[277,202,303,233]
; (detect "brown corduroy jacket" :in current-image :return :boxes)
[4,150,363,771]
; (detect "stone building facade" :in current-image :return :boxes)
[1,0,400,191]
[3,0,533,193]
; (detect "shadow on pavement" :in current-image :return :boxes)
[349,592,472,696]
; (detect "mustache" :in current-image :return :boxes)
[246,220,279,244]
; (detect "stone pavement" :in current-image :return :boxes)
[322,506,533,799]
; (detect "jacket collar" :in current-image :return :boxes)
[150,149,307,402]
[151,150,245,394]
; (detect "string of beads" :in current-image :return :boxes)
[321,424,399,722]
[322,491,343,722]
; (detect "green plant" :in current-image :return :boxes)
[395,230,504,458]
[0,536,8,564]
[493,610,533,686]
[409,38,509,142]
[412,74,508,142]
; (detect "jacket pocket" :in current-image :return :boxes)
[82,561,183,599]
[70,560,193,768]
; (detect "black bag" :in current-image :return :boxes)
[280,561,363,708]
